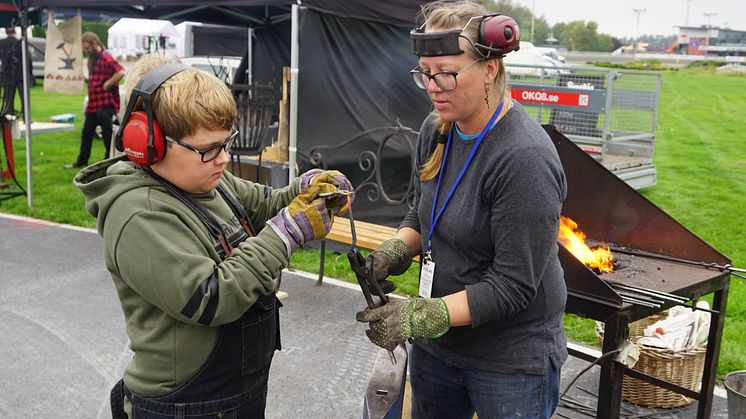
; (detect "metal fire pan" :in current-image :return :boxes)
[544,125,729,266]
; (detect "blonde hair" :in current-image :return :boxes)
[123,55,237,140]
[418,0,511,181]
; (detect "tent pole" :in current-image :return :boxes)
[247,27,253,84]
[20,9,32,208]
[288,3,299,183]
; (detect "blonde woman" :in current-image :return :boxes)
[357,1,567,417]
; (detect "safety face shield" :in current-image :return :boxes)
[410,13,520,58]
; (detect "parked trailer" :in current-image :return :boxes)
[506,64,663,189]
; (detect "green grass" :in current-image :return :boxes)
[0,88,92,226]
[644,70,746,374]
[2,68,745,377]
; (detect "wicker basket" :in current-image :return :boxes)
[595,313,707,408]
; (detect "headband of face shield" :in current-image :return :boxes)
[410,13,520,58]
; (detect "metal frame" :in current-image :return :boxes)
[306,123,419,284]
[228,82,275,181]
[567,275,729,418]
[546,125,730,418]
[508,64,663,189]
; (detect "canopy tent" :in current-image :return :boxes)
[0,1,41,26]
[108,18,179,57]
[13,1,433,224]
[26,1,428,27]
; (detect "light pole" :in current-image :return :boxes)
[703,12,717,58]
[633,8,645,58]
[685,0,694,25]
[531,0,536,44]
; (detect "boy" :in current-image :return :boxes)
[75,55,351,418]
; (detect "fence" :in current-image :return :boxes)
[506,64,663,189]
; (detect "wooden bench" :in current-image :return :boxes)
[327,217,398,251]
[304,123,420,284]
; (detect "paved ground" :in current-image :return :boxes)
[0,213,732,418]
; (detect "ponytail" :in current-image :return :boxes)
[420,120,452,181]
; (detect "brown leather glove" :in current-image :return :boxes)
[267,182,337,255]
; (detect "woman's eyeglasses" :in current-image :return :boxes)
[166,129,239,163]
[410,59,482,92]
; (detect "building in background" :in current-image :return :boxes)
[675,26,746,56]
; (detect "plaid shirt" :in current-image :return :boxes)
[86,51,123,114]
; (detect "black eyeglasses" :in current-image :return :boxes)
[166,129,238,163]
[410,59,483,91]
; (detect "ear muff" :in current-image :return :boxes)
[115,63,190,166]
[476,15,521,58]
[120,112,166,165]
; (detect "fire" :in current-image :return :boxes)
[558,216,614,273]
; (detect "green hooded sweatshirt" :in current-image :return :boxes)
[75,157,299,396]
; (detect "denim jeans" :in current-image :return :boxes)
[409,343,560,419]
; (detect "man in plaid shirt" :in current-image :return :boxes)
[65,32,125,169]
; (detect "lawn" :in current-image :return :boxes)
[1,67,744,377]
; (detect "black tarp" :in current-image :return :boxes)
[25,1,430,27]
[294,8,430,225]
[22,0,435,226]
[192,25,247,56]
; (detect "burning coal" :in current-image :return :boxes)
[558,216,614,273]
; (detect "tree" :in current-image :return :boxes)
[81,21,111,48]
[551,20,614,52]
[31,25,46,38]
[485,0,551,45]
[485,1,616,51]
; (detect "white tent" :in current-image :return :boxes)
[107,18,178,58]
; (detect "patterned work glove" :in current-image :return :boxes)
[356,298,450,351]
[267,182,337,255]
[299,169,354,215]
[365,238,412,293]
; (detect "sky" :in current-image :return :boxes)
[512,0,745,39]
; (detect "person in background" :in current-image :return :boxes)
[0,27,33,114]
[356,1,568,418]
[74,54,353,418]
[65,31,125,169]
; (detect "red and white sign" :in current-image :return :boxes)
[511,88,591,107]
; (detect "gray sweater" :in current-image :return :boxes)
[401,102,568,375]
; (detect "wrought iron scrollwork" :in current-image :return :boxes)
[308,122,419,209]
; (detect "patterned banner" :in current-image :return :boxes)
[43,11,84,94]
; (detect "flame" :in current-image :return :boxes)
[558,216,614,273]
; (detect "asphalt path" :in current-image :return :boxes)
[0,214,730,418]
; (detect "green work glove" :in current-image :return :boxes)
[356,298,450,351]
[365,238,412,293]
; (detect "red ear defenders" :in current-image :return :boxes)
[411,13,520,58]
[477,14,520,58]
[114,63,190,166]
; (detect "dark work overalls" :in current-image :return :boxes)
[111,173,282,419]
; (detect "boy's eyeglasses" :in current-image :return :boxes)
[166,129,239,163]
[409,59,482,91]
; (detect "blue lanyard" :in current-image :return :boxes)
[427,102,504,255]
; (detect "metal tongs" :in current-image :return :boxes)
[344,199,397,364]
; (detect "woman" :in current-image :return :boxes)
[356,1,568,417]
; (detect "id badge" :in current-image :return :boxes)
[419,259,435,298]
